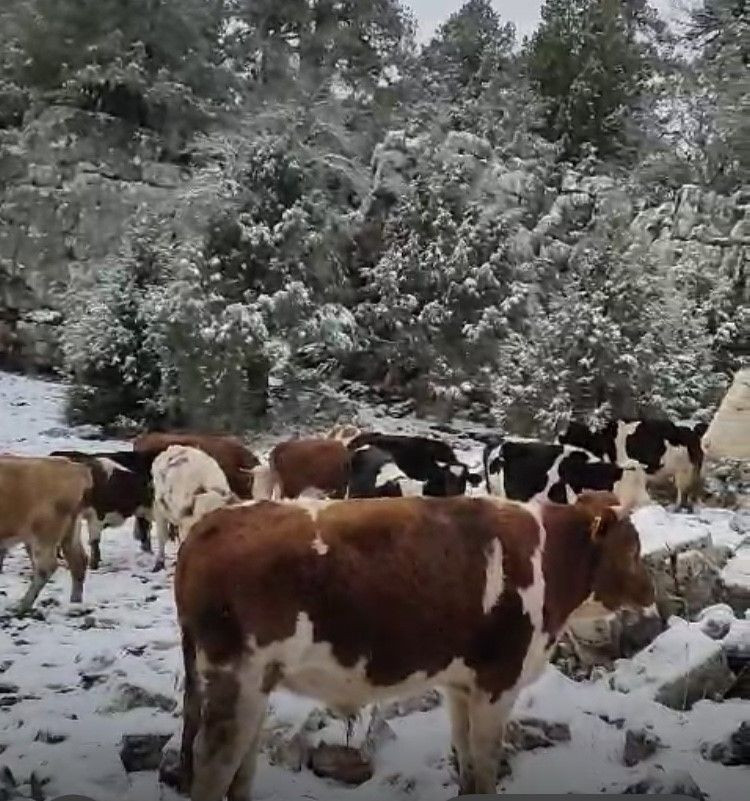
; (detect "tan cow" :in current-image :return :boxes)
[174,491,653,800]
[0,455,92,615]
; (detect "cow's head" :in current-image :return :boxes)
[575,491,654,612]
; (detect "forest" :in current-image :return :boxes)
[0,0,747,436]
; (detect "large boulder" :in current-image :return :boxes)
[609,620,735,710]
[720,548,750,615]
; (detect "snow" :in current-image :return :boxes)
[720,548,750,592]
[608,620,731,709]
[633,505,714,559]
[1,370,749,801]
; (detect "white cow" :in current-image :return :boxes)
[150,445,238,571]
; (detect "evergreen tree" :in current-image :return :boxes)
[526,0,652,157]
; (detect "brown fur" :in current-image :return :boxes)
[268,438,350,499]
[0,455,93,613]
[175,493,654,799]
[133,432,259,499]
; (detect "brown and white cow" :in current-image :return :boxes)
[251,438,351,500]
[174,491,654,799]
[49,449,154,569]
[0,455,92,615]
[150,445,239,571]
[133,432,259,543]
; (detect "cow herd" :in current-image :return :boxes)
[0,415,710,800]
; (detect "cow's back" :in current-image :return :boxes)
[269,439,350,498]
[134,432,258,498]
[176,496,541,684]
[0,456,92,535]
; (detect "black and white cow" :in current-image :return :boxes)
[49,450,154,568]
[482,438,650,507]
[557,419,709,510]
[345,445,426,498]
[346,432,482,496]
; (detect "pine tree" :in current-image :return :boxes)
[526,0,651,157]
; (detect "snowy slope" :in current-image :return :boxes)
[0,371,748,801]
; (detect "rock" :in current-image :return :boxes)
[105,683,177,713]
[619,606,665,657]
[623,728,662,766]
[506,718,571,751]
[308,743,373,785]
[362,708,397,759]
[33,730,67,744]
[380,690,441,718]
[119,733,172,772]
[610,621,735,710]
[697,603,736,640]
[701,721,750,765]
[266,728,309,772]
[623,768,706,799]
[720,548,750,615]
[672,549,723,616]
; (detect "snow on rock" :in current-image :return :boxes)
[609,620,734,710]
[720,548,750,615]
[634,505,714,561]
[621,768,707,799]
[701,721,750,766]
[696,604,737,640]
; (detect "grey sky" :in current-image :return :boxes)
[408,0,684,44]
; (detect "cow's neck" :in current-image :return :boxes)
[541,523,601,643]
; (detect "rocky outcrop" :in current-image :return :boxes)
[0,105,214,371]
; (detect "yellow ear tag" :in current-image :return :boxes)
[591,515,603,541]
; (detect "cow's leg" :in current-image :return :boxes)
[674,468,694,512]
[152,512,170,572]
[446,687,473,794]
[468,690,518,795]
[60,517,88,604]
[86,514,102,570]
[190,661,268,801]
[134,515,152,553]
[14,542,58,615]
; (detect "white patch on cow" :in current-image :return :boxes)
[564,484,578,504]
[284,497,333,521]
[613,460,651,509]
[449,464,464,478]
[396,477,425,496]
[249,463,277,500]
[614,421,640,464]
[515,514,551,684]
[375,461,405,488]
[482,539,504,613]
[485,445,506,496]
[311,532,329,556]
[97,457,130,477]
[244,611,477,714]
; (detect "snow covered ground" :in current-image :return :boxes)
[0,370,748,801]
